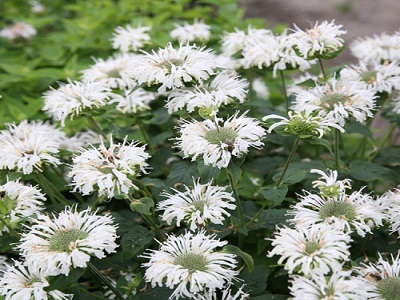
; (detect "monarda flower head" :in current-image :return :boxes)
[291,77,377,127]
[68,137,150,199]
[170,20,211,43]
[157,178,236,231]
[175,111,266,168]
[291,20,346,59]
[17,206,118,276]
[141,230,238,299]
[111,24,151,52]
[263,110,344,138]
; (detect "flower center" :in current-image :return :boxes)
[205,127,238,148]
[49,228,88,252]
[174,252,208,273]
[157,59,184,72]
[360,70,377,84]
[319,185,342,198]
[320,93,348,109]
[106,68,122,79]
[304,241,320,255]
[377,277,400,300]
[319,201,356,221]
[25,278,42,288]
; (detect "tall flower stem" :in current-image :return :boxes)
[226,167,244,247]
[87,115,107,139]
[276,136,300,187]
[318,56,327,79]
[334,128,340,169]
[368,122,397,162]
[36,173,70,206]
[280,70,289,112]
[87,262,124,300]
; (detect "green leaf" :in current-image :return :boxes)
[349,161,397,182]
[120,225,155,260]
[252,295,289,300]
[138,286,173,300]
[46,268,85,291]
[248,209,288,230]
[197,160,220,182]
[129,197,154,215]
[166,160,198,187]
[305,137,334,156]
[239,265,269,296]
[260,185,288,208]
[273,167,308,185]
[222,245,254,272]
[346,120,373,139]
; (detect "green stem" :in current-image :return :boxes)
[246,201,267,227]
[368,123,397,162]
[279,70,289,112]
[87,116,107,139]
[87,262,124,300]
[226,168,244,227]
[126,196,165,241]
[318,56,326,79]
[334,128,340,169]
[276,136,300,187]
[37,173,70,206]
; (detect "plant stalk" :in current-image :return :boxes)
[318,56,327,79]
[87,262,125,300]
[276,136,300,187]
[87,115,107,139]
[279,70,289,112]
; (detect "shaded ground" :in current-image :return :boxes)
[239,0,400,65]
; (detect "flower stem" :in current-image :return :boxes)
[280,70,289,112]
[334,128,340,169]
[87,262,125,300]
[318,56,327,79]
[137,118,150,146]
[368,122,397,162]
[226,167,244,247]
[87,116,107,139]
[276,136,300,187]
[36,173,70,206]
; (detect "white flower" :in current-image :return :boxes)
[378,189,400,235]
[64,130,101,152]
[30,0,45,14]
[0,179,46,234]
[0,260,72,300]
[268,223,351,276]
[350,32,400,65]
[310,169,352,198]
[68,138,150,199]
[141,231,238,299]
[240,29,313,77]
[158,178,236,231]
[109,87,157,114]
[354,252,400,300]
[289,188,384,237]
[291,77,377,126]
[17,206,118,276]
[176,111,266,168]
[289,271,372,300]
[111,24,151,52]
[263,111,344,138]
[252,78,270,99]
[0,120,67,174]
[291,20,346,59]
[43,79,112,126]
[340,62,400,93]
[130,43,218,93]
[221,26,271,57]
[166,71,248,114]
[0,22,37,41]
[0,256,8,274]
[170,20,211,43]
[196,284,249,300]
[80,54,139,89]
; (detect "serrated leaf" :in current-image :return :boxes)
[260,185,288,208]
[166,160,198,187]
[239,265,269,296]
[349,161,397,182]
[129,197,154,215]
[121,225,155,260]
[248,209,288,230]
[273,167,308,185]
[305,137,334,156]
[223,245,254,272]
